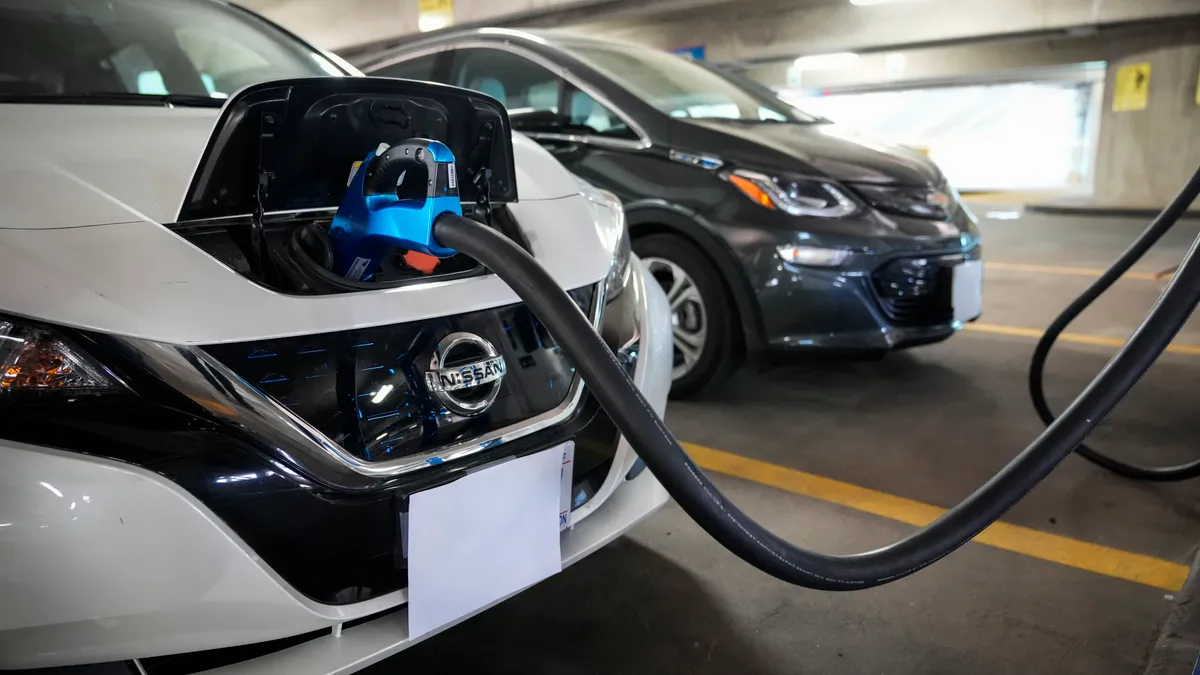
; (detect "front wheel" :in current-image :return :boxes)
[635,234,737,398]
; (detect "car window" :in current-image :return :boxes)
[0,0,344,104]
[566,88,637,140]
[371,53,438,82]
[450,47,560,114]
[108,44,165,94]
[450,47,636,141]
[564,42,821,123]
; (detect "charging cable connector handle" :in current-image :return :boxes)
[330,139,461,281]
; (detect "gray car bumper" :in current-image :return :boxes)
[719,206,982,355]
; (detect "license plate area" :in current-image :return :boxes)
[952,259,984,323]
[404,442,572,638]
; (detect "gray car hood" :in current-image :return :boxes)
[685,118,942,186]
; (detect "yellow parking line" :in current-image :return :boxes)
[963,322,1200,356]
[985,261,1168,281]
[682,442,1188,591]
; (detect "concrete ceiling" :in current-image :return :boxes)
[238,0,834,53]
[237,0,621,51]
[557,0,1200,63]
[240,0,1200,64]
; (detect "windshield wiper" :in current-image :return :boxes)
[0,91,225,108]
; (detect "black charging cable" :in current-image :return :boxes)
[1027,165,1200,481]
[432,164,1200,589]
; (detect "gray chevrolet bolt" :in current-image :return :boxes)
[359,29,984,397]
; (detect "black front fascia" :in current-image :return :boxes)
[868,246,982,328]
[201,288,593,464]
[1,390,617,605]
[0,285,621,605]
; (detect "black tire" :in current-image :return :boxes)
[634,233,738,398]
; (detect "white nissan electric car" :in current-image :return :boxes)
[0,1,671,672]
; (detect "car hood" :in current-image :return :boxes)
[0,103,607,344]
[680,119,941,186]
[0,104,218,228]
[0,104,581,230]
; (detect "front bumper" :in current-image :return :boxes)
[0,259,672,671]
[758,247,981,353]
[717,204,981,354]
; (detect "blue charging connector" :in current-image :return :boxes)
[329,139,461,281]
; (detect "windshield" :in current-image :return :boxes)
[564,43,821,123]
[0,0,344,106]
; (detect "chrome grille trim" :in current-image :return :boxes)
[113,282,605,491]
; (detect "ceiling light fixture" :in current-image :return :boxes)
[792,52,860,71]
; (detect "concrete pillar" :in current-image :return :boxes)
[1092,30,1200,209]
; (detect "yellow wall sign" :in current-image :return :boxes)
[1113,62,1151,112]
[417,0,453,31]
[419,0,453,14]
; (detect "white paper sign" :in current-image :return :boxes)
[407,446,564,638]
[953,260,984,323]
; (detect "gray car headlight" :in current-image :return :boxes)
[727,169,858,218]
[851,183,954,221]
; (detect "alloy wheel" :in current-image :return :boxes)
[643,256,708,381]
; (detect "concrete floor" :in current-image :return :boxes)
[367,205,1200,674]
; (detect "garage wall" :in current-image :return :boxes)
[243,0,1199,58]
[240,0,411,51]
[1093,30,1200,209]
[740,35,1113,91]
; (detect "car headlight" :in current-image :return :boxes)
[0,319,124,395]
[726,169,858,218]
[573,174,632,303]
[851,183,953,220]
[602,192,632,303]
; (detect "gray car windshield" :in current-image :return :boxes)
[0,0,344,106]
[565,43,821,123]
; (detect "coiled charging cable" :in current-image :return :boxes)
[1028,165,1200,481]
[432,164,1200,590]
